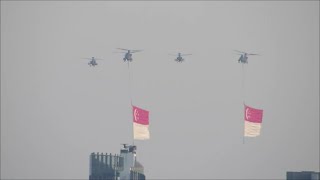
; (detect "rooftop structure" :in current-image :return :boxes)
[287,171,320,180]
[89,145,145,180]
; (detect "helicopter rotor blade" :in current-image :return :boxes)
[113,51,126,54]
[248,53,259,56]
[234,50,246,54]
[181,54,192,56]
[131,50,143,53]
[81,58,92,60]
[117,48,129,51]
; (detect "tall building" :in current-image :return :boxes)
[287,171,320,180]
[89,144,146,180]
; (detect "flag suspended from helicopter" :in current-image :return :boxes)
[132,105,150,140]
[244,104,263,137]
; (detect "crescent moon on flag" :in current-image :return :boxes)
[134,109,139,121]
[245,107,250,120]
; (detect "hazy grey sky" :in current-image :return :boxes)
[1,1,319,179]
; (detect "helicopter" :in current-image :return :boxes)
[235,50,259,64]
[82,57,103,67]
[169,52,192,63]
[116,48,143,62]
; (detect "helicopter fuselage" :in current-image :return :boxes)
[239,54,248,63]
[89,59,98,66]
[175,56,184,62]
[124,52,133,62]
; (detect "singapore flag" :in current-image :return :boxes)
[132,106,150,140]
[244,104,263,137]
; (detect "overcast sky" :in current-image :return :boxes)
[1,1,319,179]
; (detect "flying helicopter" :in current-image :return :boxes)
[235,50,259,64]
[82,57,103,67]
[169,52,192,63]
[116,48,143,62]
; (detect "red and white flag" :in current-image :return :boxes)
[132,106,150,140]
[244,104,263,137]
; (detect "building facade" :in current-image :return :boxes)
[89,145,145,180]
[287,171,320,180]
